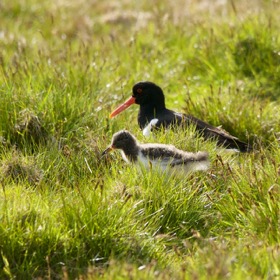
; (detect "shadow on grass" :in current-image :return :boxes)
[234,37,280,100]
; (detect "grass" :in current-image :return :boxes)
[0,0,280,278]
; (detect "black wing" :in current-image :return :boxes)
[182,114,252,152]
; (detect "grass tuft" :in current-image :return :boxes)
[12,109,49,149]
[0,150,43,185]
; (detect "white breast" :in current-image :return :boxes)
[120,150,130,163]
[137,152,169,171]
[142,118,159,137]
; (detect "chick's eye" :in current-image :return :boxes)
[136,88,142,94]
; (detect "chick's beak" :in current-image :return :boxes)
[101,146,114,157]
[109,96,136,118]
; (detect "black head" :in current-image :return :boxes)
[111,130,138,150]
[132,81,165,107]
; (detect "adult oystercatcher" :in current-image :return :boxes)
[109,81,252,152]
[102,130,210,174]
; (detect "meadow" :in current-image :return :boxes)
[0,0,280,279]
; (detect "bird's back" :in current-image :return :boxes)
[140,108,252,152]
[137,143,210,173]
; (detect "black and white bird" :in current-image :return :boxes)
[102,130,210,175]
[109,81,252,152]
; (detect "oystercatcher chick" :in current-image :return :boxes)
[102,130,210,175]
[109,81,252,152]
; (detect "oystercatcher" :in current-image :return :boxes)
[102,130,210,174]
[109,81,252,152]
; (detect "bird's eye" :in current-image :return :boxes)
[137,88,142,94]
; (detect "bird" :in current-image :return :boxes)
[102,130,210,175]
[109,81,252,152]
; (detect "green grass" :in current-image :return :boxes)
[0,0,280,279]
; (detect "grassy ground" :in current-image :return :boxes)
[0,0,280,279]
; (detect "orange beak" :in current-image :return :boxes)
[109,96,136,118]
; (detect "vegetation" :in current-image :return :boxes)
[0,0,279,278]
